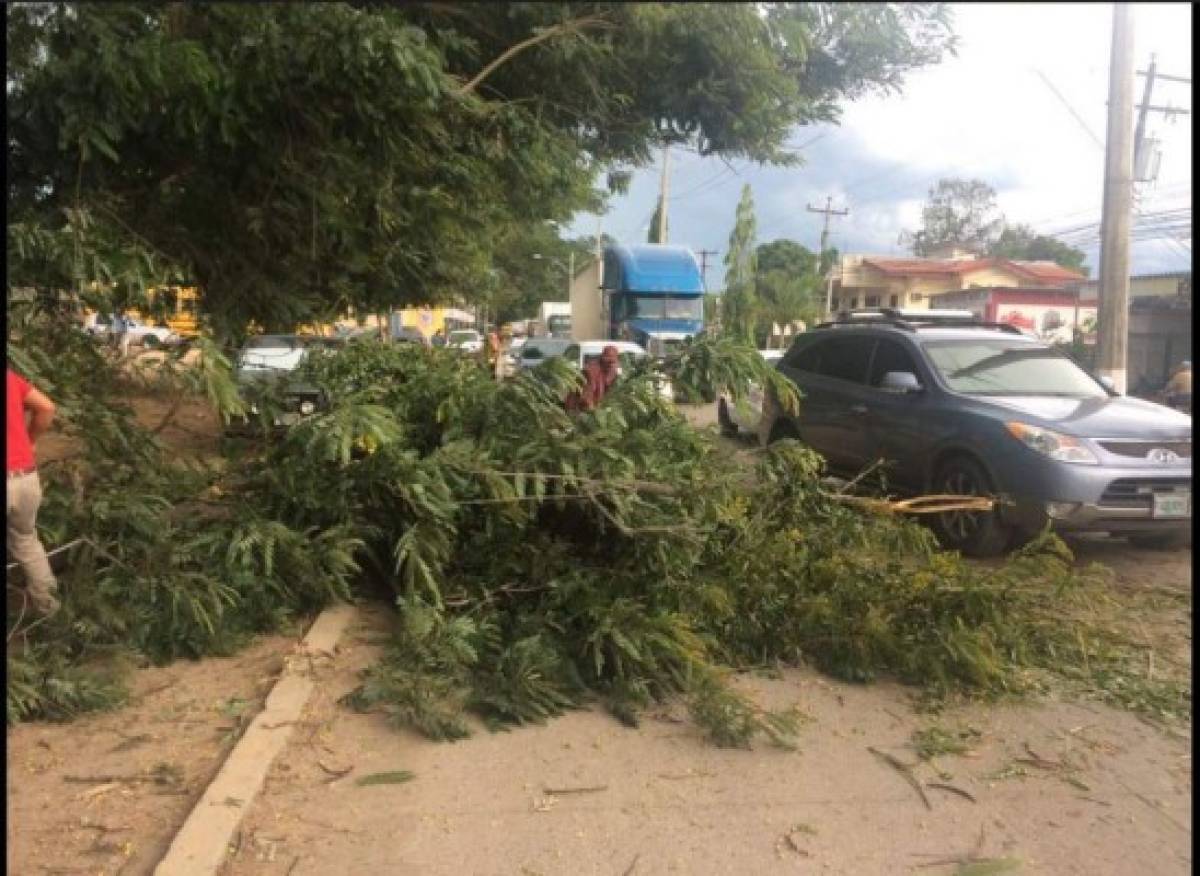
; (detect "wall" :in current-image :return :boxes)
[1128,306,1193,392]
[1079,272,1191,302]
[569,259,605,341]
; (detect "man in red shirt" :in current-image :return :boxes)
[565,345,621,412]
[7,367,60,615]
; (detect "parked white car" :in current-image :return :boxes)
[717,349,784,438]
[84,313,180,347]
[513,337,574,371]
[562,340,674,401]
[447,329,484,353]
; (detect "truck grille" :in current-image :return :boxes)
[1098,440,1191,459]
[1099,477,1191,509]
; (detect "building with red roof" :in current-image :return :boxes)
[830,252,1086,313]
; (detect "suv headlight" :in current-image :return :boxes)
[1005,422,1098,464]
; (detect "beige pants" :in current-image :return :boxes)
[7,471,59,613]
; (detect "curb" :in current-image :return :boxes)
[154,602,358,876]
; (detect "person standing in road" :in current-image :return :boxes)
[112,311,132,358]
[565,344,621,412]
[494,325,513,382]
[1163,360,1191,411]
[7,367,60,616]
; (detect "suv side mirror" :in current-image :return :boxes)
[881,371,922,394]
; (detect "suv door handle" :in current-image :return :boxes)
[850,404,868,416]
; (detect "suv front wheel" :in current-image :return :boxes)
[929,456,1011,558]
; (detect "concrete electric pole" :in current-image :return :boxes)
[1096,3,1135,395]
[807,196,849,316]
[655,146,671,244]
[696,249,718,290]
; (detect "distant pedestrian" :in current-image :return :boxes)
[431,329,447,348]
[494,326,513,381]
[565,344,621,412]
[113,312,132,358]
[1163,360,1191,411]
[7,367,60,616]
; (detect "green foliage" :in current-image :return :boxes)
[906,178,1004,257]
[753,240,826,345]
[7,645,127,724]
[688,674,804,750]
[722,184,760,344]
[273,339,1185,748]
[8,2,957,336]
[8,317,1189,742]
[6,314,360,720]
[987,225,1089,275]
[910,724,980,760]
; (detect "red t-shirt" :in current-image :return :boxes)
[7,369,36,472]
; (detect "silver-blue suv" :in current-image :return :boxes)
[768,310,1192,556]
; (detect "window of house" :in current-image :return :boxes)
[865,295,880,307]
[889,295,899,308]
[868,339,921,388]
[849,297,859,309]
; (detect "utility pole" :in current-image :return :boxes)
[655,146,671,244]
[807,196,849,315]
[696,249,718,290]
[1133,54,1157,176]
[1096,3,1135,395]
[1132,56,1190,183]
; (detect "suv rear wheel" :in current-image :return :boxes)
[929,456,1011,558]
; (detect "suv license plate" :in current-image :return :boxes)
[1152,492,1191,519]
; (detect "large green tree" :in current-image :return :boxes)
[8,3,957,337]
[753,239,823,344]
[987,225,1089,275]
[905,178,1004,257]
[722,185,759,344]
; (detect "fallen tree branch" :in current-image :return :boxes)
[867,746,932,810]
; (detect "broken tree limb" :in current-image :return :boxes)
[926,782,977,803]
[867,746,932,810]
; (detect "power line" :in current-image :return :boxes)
[1032,67,1106,151]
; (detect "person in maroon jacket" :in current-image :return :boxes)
[7,367,60,615]
[565,345,621,412]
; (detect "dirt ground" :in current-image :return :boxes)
[9,400,1192,875]
[6,632,304,876]
[220,586,1191,876]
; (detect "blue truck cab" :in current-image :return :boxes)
[602,244,705,357]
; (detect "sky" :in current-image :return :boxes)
[566,3,1193,291]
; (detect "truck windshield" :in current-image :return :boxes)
[923,340,1107,397]
[547,315,571,333]
[626,296,702,320]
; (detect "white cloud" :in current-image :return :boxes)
[569,2,1191,290]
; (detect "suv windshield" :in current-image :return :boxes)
[923,340,1107,398]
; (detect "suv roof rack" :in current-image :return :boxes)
[814,307,1025,335]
